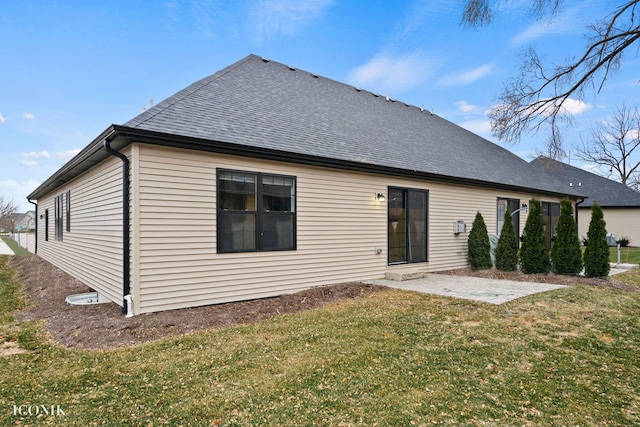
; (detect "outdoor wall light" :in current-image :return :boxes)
[376,193,386,202]
[511,203,528,217]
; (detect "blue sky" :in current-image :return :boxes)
[2,0,638,211]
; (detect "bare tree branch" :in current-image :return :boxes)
[462,0,562,27]
[461,0,492,27]
[462,0,640,154]
[0,195,18,232]
[629,172,640,190]
[574,103,640,186]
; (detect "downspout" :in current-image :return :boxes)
[27,198,37,254]
[103,137,132,316]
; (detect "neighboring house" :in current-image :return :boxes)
[14,211,36,231]
[1,211,36,232]
[530,156,640,246]
[27,55,582,315]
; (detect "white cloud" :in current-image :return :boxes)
[22,149,81,160]
[22,151,51,158]
[458,118,493,137]
[18,160,39,167]
[509,3,587,45]
[439,64,494,87]
[56,149,81,159]
[0,179,41,211]
[251,0,334,40]
[558,98,592,115]
[511,21,551,45]
[23,112,35,120]
[346,52,434,94]
[455,100,481,114]
[0,112,5,123]
[494,97,592,120]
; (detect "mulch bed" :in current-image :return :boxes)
[9,255,635,350]
[10,256,387,350]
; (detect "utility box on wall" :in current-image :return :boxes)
[453,220,467,234]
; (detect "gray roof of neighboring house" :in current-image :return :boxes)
[530,156,640,207]
[29,54,582,200]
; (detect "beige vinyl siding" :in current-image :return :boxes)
[134,144,569,314]
[36,151,127,305]
[135,145,386,314]
[578,207,640,247]
[415,187,564,273]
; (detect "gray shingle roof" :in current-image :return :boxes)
[123,54,580,197]
[530,156,640,207]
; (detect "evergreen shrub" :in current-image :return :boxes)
[550,199,583,275]
[495,208,518,271]
[468,211,492,270]
[520,199,550,274]
[583,202,610,277]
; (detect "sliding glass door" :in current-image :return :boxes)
[388,188,428,264]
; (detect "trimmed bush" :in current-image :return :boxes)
[550,199,583,275]
[495,208,518,271]
[616,236,630,247]
[520,199,550,274]
[468,211,492,270]
[583,202,610,277]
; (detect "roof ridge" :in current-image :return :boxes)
[125,54,260,128]
[261,55,441,118]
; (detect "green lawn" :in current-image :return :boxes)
[610,246,640,264]
[1,256,640,426]
[0,236,31,257]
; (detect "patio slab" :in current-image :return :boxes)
[364,274,567,305]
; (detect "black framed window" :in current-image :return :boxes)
[217,169,296,253]
[66,190,70,232]
[44,209,49,241]
[54,194,63,241]
[497,198,520,236]
[388,187,428,264]
[542,201,560,249]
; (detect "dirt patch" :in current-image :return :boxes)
[0,341,28,357]
[10,256,387,350]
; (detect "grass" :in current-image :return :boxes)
[610,246,640,264]
[0,236,32,257]
[1,256,640,425]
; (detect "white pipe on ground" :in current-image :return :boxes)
[124,295,134,318]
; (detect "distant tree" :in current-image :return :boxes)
[468,211,492,270]
[550,199,583,274]
[574,104,640,187]
[462,0,640,156]
[583,202,610,277]
[0,195,17,232]
[495,208,519,271]
[520,199,551,274]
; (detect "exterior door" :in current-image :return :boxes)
[388,188,428,264]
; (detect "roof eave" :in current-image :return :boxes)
[27,125,121,200]
[110,127,584,199]
[28,125,584,201]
